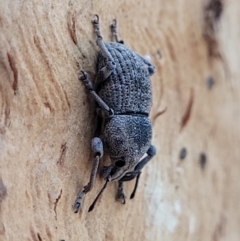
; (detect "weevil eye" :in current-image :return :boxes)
[115,160,126,168]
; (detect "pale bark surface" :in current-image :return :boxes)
[0,0,240,240]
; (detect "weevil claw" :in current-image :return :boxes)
[117,188,126,204]
[79,71,87,81]
[117,194,126,204]
[79,71,94,90]
[110,19,117,29]
[92,14,99,24]
[73,189,86,213]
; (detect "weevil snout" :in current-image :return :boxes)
[101,159,135,181]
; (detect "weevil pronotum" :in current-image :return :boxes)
[74,15,156,212]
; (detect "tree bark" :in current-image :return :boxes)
[0,0,240,240]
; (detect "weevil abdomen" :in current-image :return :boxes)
[97,42,152,115]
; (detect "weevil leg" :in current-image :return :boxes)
[73,137,104,213]
[117,145,156,200]
[130,173,141,199]
[79,71,114,118]
[92,15,116,80]
[117,181,126,204]
[130,145,156,199]
[116,171,139,204]
[73,155,100,213]
[134,145,156,173]
[110,19,124,44]
[119,170,141,182]
[136,53,155,76]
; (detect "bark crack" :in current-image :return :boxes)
[53,189,62,220]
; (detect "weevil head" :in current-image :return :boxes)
[102,115,152,181]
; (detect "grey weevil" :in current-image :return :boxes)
[74,15,156,212]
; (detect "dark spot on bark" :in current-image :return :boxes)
[152,107,167,124]
[57,143,67,166]
[0,178,7,203]
[206,0,223,21]
[30,227,38,241]
[68,12,77,45]
[77,48,87,59]
[89,40,95,46]
[166,39,176,61]
[54,189,62,220]
[46,227,52,240]
[4,97,10,127]
[44,101,53,112]
[7,52,18,95]
[180,89,194,130]
[179,148,187,160]
[33,35,55,82]
[199,152,207,169]
[156,50,162,59]
[63,89,71,108]
[203,0,223,58]
[207,76,215,89]
[0,222,5,235]
[35,185,41,198]
[37,233,43,241]
[25,190,30,200]
[213,215,227,241]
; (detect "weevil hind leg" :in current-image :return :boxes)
[73,137,104,213]
[136,53,155,76]
[110,19,124,44]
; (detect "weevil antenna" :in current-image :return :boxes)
[130,173,141,199]
[88,179,109,212]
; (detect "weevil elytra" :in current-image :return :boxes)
[74,15,156,212]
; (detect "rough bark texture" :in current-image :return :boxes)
[0,0,240,240]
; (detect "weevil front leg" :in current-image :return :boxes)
[73,137,104,213]
[79,71,114,118]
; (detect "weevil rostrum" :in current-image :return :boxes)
[74,15,156,212]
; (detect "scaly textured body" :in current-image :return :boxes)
[97,42,152,115]
[74,15,156,213]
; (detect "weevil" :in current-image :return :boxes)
[74,15,156,212]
